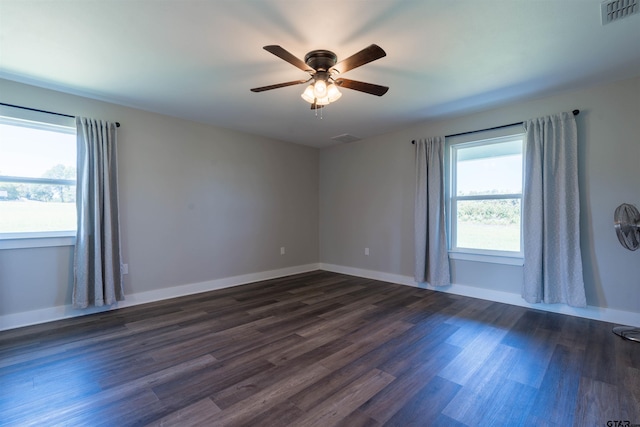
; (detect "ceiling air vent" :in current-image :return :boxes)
[601,0,639,24]
[331,133,361,143]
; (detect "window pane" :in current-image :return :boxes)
[455,199,521,251]
[0,183,76,233]
[0,118,76,235]
[456,140,522,196]
[0,123,76,179]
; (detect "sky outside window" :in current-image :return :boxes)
[0,123,76,178]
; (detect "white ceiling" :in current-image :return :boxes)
[1,1,639,148]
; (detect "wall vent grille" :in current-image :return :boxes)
[601,0,639,24]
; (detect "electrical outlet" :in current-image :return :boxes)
[365,248,369,256]
[122,263,129,275]
[280,247,285,255]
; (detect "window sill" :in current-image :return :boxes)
[449,251,524,266]
[0,232,76,250]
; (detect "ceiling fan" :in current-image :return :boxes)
[250,44,389,109]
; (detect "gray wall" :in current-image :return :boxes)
[0,79,319,316]
[2,74,638,323]
[320,75,640,314]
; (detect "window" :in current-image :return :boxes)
[0,106,77,248]
[447,129,525,263]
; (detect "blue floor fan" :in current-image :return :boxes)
[612,203,640,342]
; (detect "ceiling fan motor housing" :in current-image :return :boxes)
[304,50,338,72]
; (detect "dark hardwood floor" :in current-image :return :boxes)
[1,271,638,426]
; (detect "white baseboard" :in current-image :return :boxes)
[0,263,320,331]
[319,263,640,328]
[3,262,637,331]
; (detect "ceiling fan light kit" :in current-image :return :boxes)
[612,202,640,343]
[301,81,342,105]
[251,44,388,110]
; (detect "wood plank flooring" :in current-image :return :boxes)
[1,271,638,426]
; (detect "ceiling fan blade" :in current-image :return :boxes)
[331,44,386,74]
[250,79,309,92]
[263,45,312,72]
[334,78,389,96]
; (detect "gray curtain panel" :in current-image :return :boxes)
[73,117,123,309]
[414,137,451,287]
[522,112,586,307]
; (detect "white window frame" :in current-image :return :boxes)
[0,105,76,250]
[446,126,525,265]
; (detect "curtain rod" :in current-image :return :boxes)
[0,102,121,127]
[411,109,579,144]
